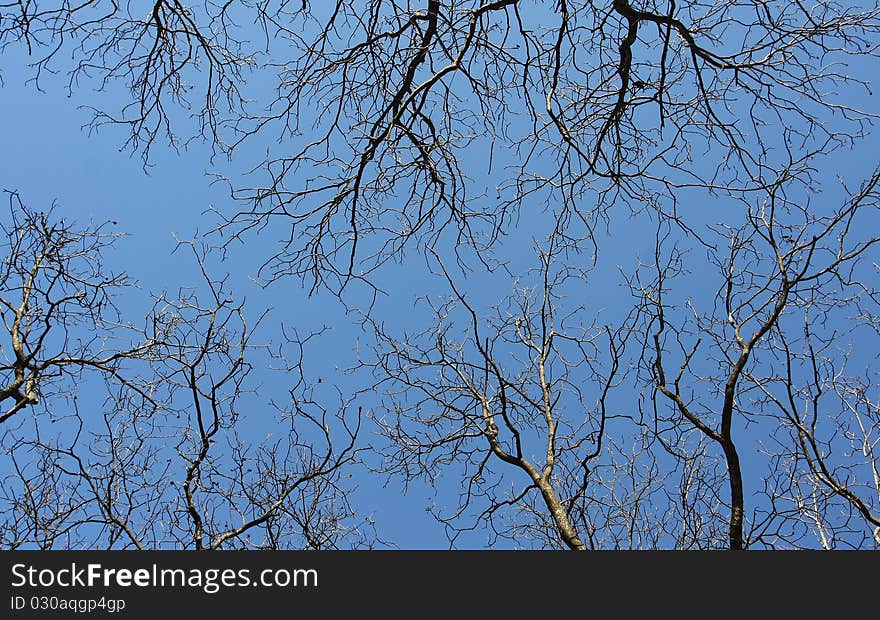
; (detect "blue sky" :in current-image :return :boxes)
[2,2,879,549]
[0,42,471,548]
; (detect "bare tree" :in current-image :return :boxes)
[0,191,154,424]
[0,1,251,160]
[6,3,878,286]
[361,238,641,549]
[635,164,880,549]
[204,0,879,293]
[0,206,370,549]
[142,241,366,549]
[3,2,880,550]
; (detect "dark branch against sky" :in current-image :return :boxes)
[1,1,879,549]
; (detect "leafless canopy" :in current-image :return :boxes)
[0,191,152,424]
[2,1,880,549]
[0,200,370,549]
[6,2,877,284]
